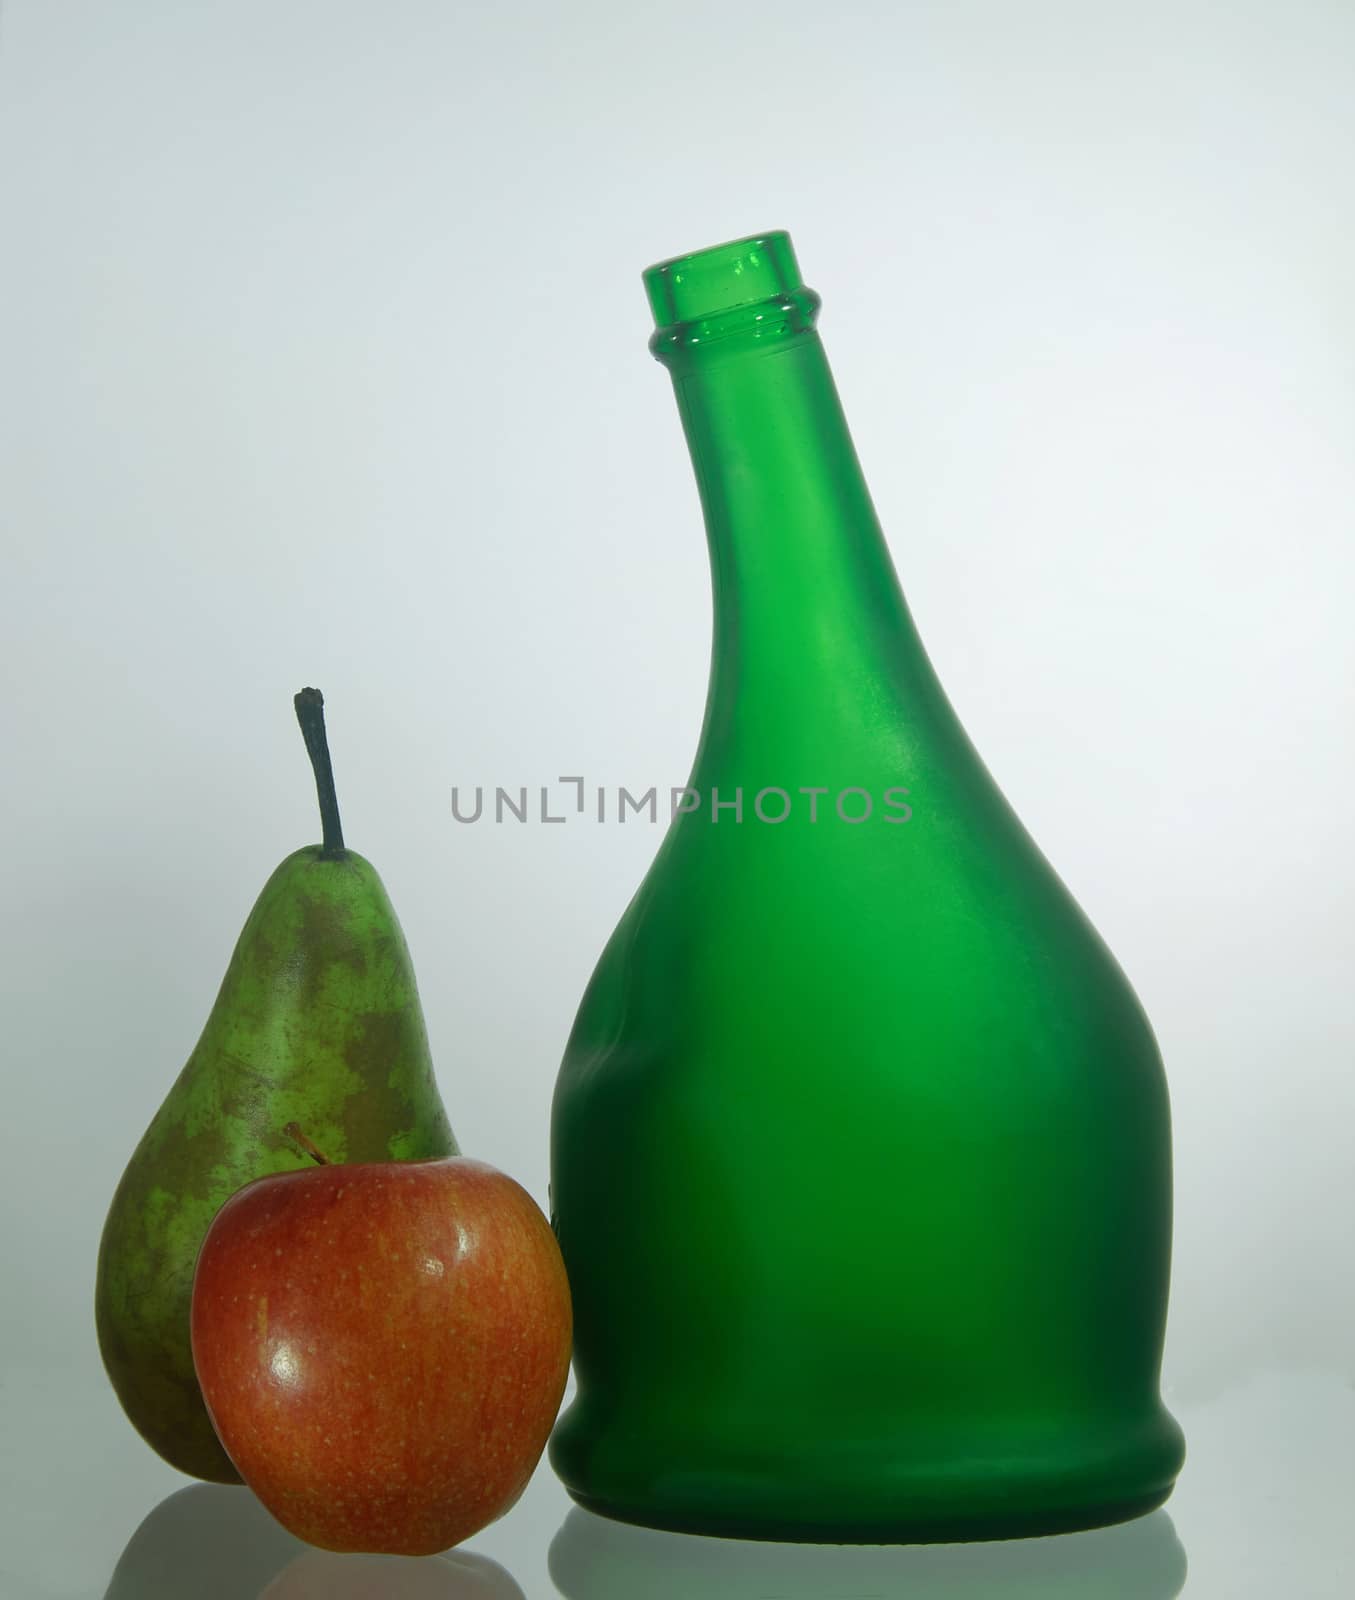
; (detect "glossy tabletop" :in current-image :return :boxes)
[2,1357,1349,1598]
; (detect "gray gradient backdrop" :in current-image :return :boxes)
[1,2,1352,1596]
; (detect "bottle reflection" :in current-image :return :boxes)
[549,1505,1187,1599]
[104,1484,524,1600]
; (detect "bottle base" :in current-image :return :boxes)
[563,1483,1174,1545]
[550,1403,1185,1546]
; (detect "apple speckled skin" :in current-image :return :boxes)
[190,1156,572,1556]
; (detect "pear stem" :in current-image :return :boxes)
[284,1123,331,1166]
[293,687,345,859]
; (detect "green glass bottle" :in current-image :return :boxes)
[550,231,1184,1542]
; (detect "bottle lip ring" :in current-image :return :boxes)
[643,230,804,330]
[647,285,822,367]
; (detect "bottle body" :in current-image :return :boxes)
[550,233,1184,1540]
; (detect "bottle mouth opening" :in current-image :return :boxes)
[643,230,803,329]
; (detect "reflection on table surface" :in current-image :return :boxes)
[549,1503,1188,1599]
[102,1478,1186,1599]
[102,1485,525,1600]
[257,1548,526,1598]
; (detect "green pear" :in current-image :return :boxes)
[95,688,457,1482]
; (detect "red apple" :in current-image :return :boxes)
[190,1154,572,1556]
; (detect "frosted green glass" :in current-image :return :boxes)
[549,231,1184,1542]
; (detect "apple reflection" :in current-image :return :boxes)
[549,1505,1187,1600]
[259,1548,526,1598]
[103,1485,307,1600]
[103,1483,525,1600]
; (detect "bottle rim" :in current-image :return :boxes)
[643,230,819,365]
[643,231,803,329]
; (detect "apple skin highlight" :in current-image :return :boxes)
[190,1156,572,1556]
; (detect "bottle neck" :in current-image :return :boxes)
[664,327,922,750]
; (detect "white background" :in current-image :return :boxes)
[1,2,1352,1595]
